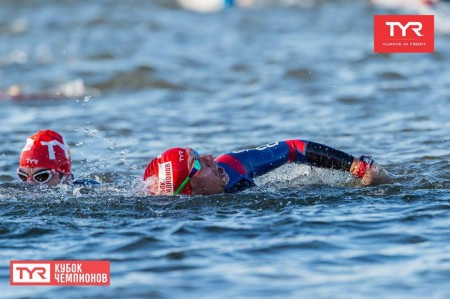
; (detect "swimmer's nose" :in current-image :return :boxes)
[26,177,37,185]
[200,155,215,167]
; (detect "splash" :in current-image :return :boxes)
[72,128,139,185]
[254,163,355,189]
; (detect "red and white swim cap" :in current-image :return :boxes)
[19,130,72,175]
[143,147,192,195]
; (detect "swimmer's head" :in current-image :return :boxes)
[19,130,72,176]
[143,147,193,195]
[143,147,229,196]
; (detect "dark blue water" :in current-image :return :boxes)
[1,0,450,298]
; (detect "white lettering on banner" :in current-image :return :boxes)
[232,142,279,154]
[12,263,51,283]
[54,273,108,283]
[55,263,83,273]
[158,162,173,194]
[386,21,423,37]
[40,139,69,160]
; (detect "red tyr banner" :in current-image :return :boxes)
[374,15,434,53]
[10,260,110,286]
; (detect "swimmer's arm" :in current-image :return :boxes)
[220,140,390,186]
[224,140,353,178]
[300,141,390,186]
[217,141,300,179]
[300,141,354,171]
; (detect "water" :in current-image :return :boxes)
[1,0,450,298]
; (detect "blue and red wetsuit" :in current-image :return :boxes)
[214,139,359,193]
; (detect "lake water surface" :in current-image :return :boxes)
[1,0,450,298]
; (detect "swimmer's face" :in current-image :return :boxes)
[17,166,63,186]
[186,148,229,195]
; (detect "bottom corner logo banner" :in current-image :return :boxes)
[10,260,110,286]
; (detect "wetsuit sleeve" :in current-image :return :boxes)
[215,140,355,193]
[304,141,354,172]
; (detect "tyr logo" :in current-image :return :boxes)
[10,262,51,284]
[374,15,434,53]
[179,150,185,162]
[385,21,423,37]
[16,266,47,280]
[26,158,39,164]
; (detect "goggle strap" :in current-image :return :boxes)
[174,177,190,195]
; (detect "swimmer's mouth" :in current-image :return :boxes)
[217,166,229,184]
[218,166,225,177]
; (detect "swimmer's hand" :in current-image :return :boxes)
[361,162,391,186]
[351,156,391,186]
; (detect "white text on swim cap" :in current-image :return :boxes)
[179,150,185,162]
[26,158,39,164]
[158,162,173,194]
[22,138,34,152]
[40,140,69,160]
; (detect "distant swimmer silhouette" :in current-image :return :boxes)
[17,130,100,187]
[1,80,88,101]
[371,0,450,9]
[0,85,62,101]
[371,0,436,8]
[143,139,390,195]
[177,0,255,13]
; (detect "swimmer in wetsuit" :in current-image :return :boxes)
[143,140,390,196]
[17,130,100,187]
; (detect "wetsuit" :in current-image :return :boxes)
[215,140,356,193]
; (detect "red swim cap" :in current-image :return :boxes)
[19,130,72,175]
[143,147,192,195]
